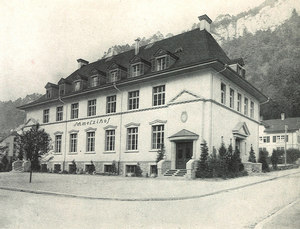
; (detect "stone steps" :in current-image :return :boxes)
[164,169,187,177]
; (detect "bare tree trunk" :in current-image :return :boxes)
[29,161,32,183]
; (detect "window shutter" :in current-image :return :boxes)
[151,59,156,72]
[140,63,144,75]
[166,55,170,68]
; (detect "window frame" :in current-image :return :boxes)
[86,131,95,152]
[106,95,116,114]
[90,75,99,87]
[221,83,226,105]
[127,127,138,151]
[105,129,116,152]
[56,106,63,121]
[230,88,234,109]
[237,93,242,112]
[152,125,164,150]
[153,85,165,106]
[70,133,78,153]
[74,80,81,92]
[87,99,97,117]
[128,90,140,110]
[250,101,254,118]
[43,109,49,123]
[55,135,62,153]
[70,103,79,119]
[244,97,249,116]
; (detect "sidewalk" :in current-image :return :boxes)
[0,168,299,201]
[255,198,300,229]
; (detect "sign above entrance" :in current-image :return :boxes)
[74,118,110,127]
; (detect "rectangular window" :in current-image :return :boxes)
[105,130,115,151]
[273,136,276,143]
[221,83,226,104]
[59,84,65,95]
[90,76,99,87]
[131,64,142,77]
[244,97,249,116]
[126,165,137,173]
[55,135,62,153]
[230,88,234,109]
[263,136,270,143]
[74,81,81,91]
[153,85,165,106]
[71,103,79,119]
[152,125,164,149]
[56,106,63,121]
[43,109,49,123]
[109,70,119,83]
[127,127,138,150]
[237,93,242,112]
[259,136,263,143]
[250,101,254,118]
[156,57,167,71]
[106,95,116,114]
[128,90,139,110]
[46,89,51,98]
[281,135,288,142]
[87,132,95,152]
[70,133,77,152]
[87,99,96,116]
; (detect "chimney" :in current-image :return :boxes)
[198,14,212,32]
[135,38,140,55]
[77,59,89,69]
[281,113,285,120]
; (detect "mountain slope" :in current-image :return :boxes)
[0,93,42,137]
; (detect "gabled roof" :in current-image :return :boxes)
[263,117,300,133]
[129,55,150,65]
[58,78,72,85]
[169,129,199,140]
[20,28,266,109]
[45,82,58,89]
[232,122,250,138]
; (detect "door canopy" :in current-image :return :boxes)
[232,122,250,139]
[168,129,199,141]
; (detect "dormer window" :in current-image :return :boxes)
[151,48,178,72]
[46,89,51,98]
[90,76,99,87]
[157,56,168,71]
[59,84,65,95]
[108,70,119,83]
[130,63,145,77]
[74,81,81,91]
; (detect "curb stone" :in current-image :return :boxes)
[254,198,300,229]
[0,170,299,202]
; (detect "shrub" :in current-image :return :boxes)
[271,150,280,170]
[135,163,143,177]
[111,160,118,174]
[88,161,95,174]
[248,145,256,163]
[258,150,270,172]
[196,140,209,178]
[69,160,77,174]
[156,144,165,163]
[286,149,300,164]
[229,148,244,173]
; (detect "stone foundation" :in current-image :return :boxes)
[243,162,262,173]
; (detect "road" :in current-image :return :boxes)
[0,173,299,229]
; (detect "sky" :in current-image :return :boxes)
[0,0,266,101]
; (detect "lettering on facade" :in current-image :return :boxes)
[74,118,110,127]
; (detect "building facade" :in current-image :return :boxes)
[259,117,300,153]
[19,15,267,176]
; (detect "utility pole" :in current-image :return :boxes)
[284,124,288,165]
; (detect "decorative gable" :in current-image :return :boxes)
[169,90,204,104]
[232,122,250,139]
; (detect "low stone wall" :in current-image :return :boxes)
[157,160,171,177]
[186,159,199,179]
[243,162,262,173]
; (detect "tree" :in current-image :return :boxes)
[16,124,51,183]
[248,145,256,163]
[271,150,279,170]
[258,150,270,172]
[197,140,209,178]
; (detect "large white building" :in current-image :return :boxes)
[19,15,267,177]
[259,117,300,153]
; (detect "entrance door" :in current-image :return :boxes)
[176,142,193,169]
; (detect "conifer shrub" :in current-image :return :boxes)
[135,163,143,177]
[258,150,270,172]
[69,160,77,174]
[248,145,256,163]
[196,140,209,178]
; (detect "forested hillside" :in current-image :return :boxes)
[0,94,42,138]
[222,11,300,119]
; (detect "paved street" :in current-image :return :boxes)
[0,170,299,229]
